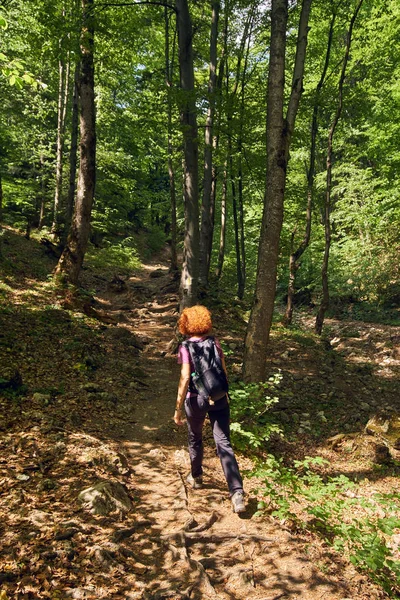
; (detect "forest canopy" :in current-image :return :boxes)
[0,0,399,347]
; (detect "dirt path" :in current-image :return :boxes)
[0,231,392,600]
[87,262,369,600]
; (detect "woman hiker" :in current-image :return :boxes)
[173,305,246,514]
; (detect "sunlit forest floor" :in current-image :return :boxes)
[0,226,399,599]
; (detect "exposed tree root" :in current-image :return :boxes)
[163,532,218,598]
[161,531,277,546]
[189,510,218,532]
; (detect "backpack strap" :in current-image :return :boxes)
[181,340,198,394]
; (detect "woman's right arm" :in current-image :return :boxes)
[174,362,191,425]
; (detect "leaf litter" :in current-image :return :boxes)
[0,227,399,599]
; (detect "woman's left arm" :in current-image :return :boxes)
[174,362,191,425]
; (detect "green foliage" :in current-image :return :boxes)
[251,456,400,596]
[229,374,283,451]
[138,225,168,259]
[0,12,44,89]
[85,240,141,274]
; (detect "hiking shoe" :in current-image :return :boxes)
[186,473,203,489]
[231,491,246,513]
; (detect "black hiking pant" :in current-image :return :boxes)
[184,395,243,496]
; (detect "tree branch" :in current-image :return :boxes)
[97,0,176,11]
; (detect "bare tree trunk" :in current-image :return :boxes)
[228,138,243,296]
[65,62,80,239]
[165,7,178,273]
[215,159,227,280]
[284,10,336,326]
[236,27,253,299]
[55,0,96,285]
[0,172,3,224]
[198,0,220,289]
[52,57,65,236]
[208,67,224,278]
[225,4,255,299]
[315,0,364,334]
[243,0,312,383]
[176,0,199,309]
[38,153,46,230]
[52,22,71,239]
[211,7,228,281]
[0,173,3,259]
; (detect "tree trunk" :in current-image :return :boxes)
[211,7,228,280]
[0,171,3,224]
[38,152,46,230]
[228,138,243,296]
[284,10,335,326]
[315,0,364,335]
[225,4,254,299]
[236,27,253,300]
[198,0,220,289]
[176,0,199,309]
[0,173,3,259]
[165,7,178,273]
[243,0,312,382]
[65,62,80,239]
[215,160,227,280]
[51,57,65,237]
[55,0,96,285]
[52,26,70,239]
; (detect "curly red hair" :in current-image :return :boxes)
[178,305,212,336]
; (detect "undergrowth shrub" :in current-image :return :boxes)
[251,456,400,596]
[229,375,283,451]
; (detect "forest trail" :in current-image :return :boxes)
[1,230,397,600]
[82,260,363,600]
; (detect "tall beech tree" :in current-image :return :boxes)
[315,0,364,335]
[175,0,199,308]
[55,0,96,284]
[243,0,312,382]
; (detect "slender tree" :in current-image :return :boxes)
[52,7,71,238]
[215,159,228,279]
[226,3,255,299]
[0,172,3,224]
[64,61,80,239]
[55,0,96,284]
[284,8,336,326]
[175,0,199,308]
[164,6,178,273]
[198,0,220,289]
[243,0,312,382]
[236,18,254,299]
[315,0,364,334]
[214,3,229,281]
